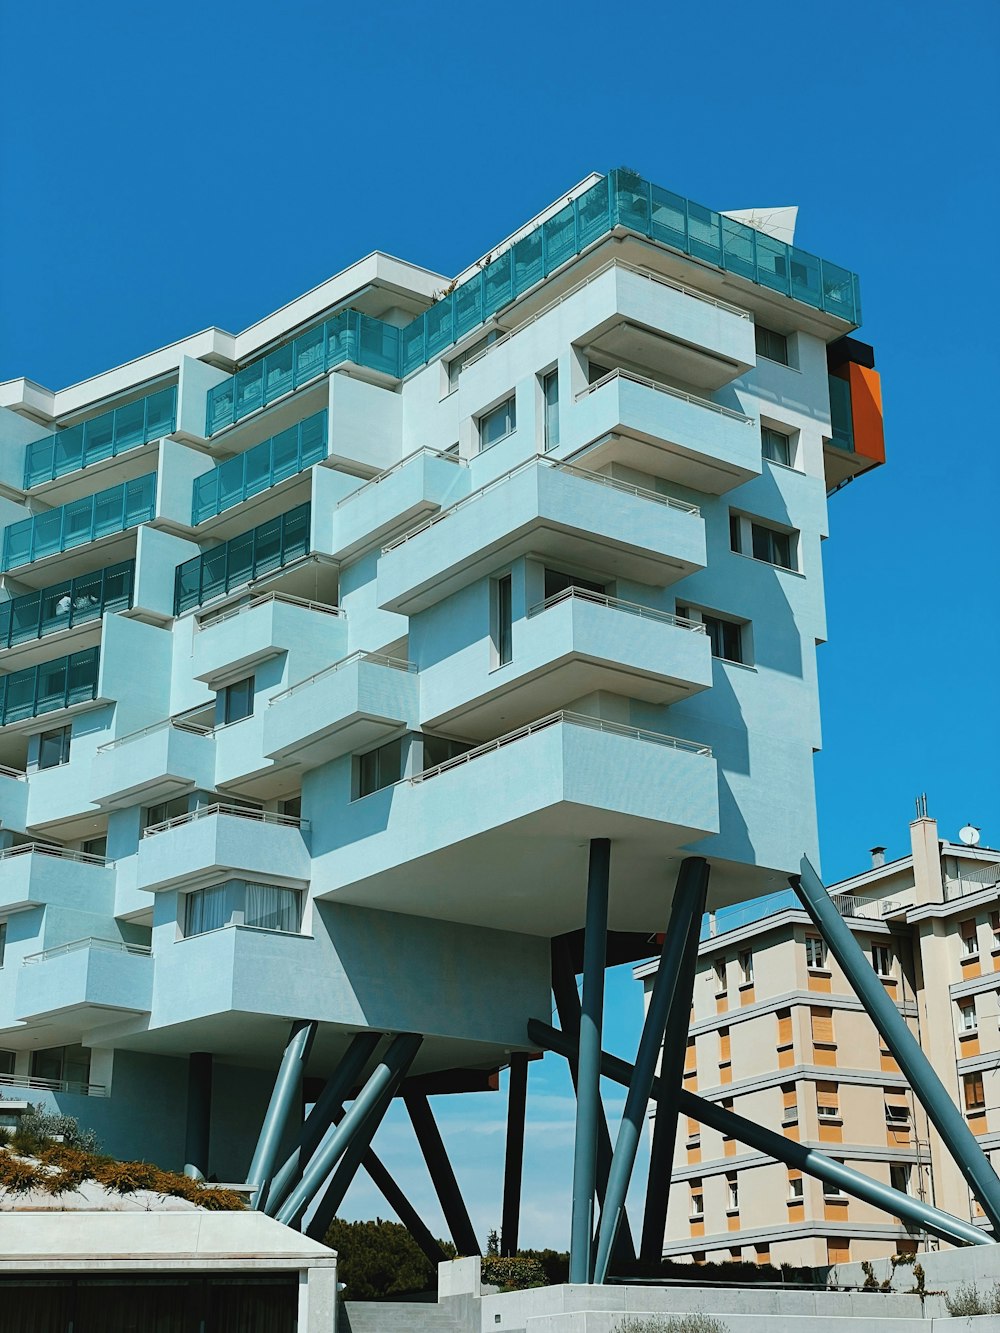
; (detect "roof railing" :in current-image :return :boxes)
[576,367,755,424]
[0,1072,108,1097]
[269,650,417,705]
[142,802,309,838]
[0,842,108,867]
[528,586,707,631]
[22,936,151,963]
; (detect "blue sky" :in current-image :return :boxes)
[2,0,998,1252]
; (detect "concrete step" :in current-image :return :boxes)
[341,1301,467,1333]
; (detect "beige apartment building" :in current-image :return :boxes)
[636,811,1000,1267]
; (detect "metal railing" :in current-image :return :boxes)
[0,1072,108,1097]
[192,411,327,523]
[269,650,416,704]
[95,714,212,753]
[945,863,1000,900]
[833,894,902,919]
[459,257,751,372]
[528,585,706,631]
[175,501,313,615]
[410,710,711,786]
[335,447,466,508]
[0,559,134,650]
[23,386,177,489]
[0,647,102,726]
[2,473,156,572]
[382,454,700,554]
[22,936,151,963]
[195,590,343,631]
[576,367,754,424]
[0,765,26,780]
[0,842,108,867]
[142,802,309,838]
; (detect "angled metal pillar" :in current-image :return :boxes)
[183,1051,213,1180]
[276,1032,423,1228]
[551,937,636,1268]
[593,857,709,1283]
[306,1050,415,1242]
[529,1019,991,1249]
[356,1142,449,1267]
[266,1031,381,1217]
[501,1053,529,1257]
[793,855,1000,1233]
[569,837,610,1284]
[405,1089,480,1255]
[247,1019,317,1208]
[640,867,704,1267]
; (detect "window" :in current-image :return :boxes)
[755,325,789,365]
[0,1049,13,1076]
[542,370,560,449]
[729,513,743,554]
[221,675,254,725]
[961,920,979,956]
[493,573,513,666]
[81,836,107,859]
[964,1072,986,1111]
[885,1094,911,1126]
[714,958,727,993]
[185,883,230,935]
[447,331,500,391]
[824,1172,844,1199]
[960,1001,979,1033]
[544,568,606,600]
[244,882,301,932]
[184,879,301,937]
[751,522,794,570]
[30,1043,91,1088]
[705,614,744,664]
[479,396,516,450]
[991,912,1000,951]
[689,1179,704,1216]
[358,736,404,797]
[144,794,189,830]
[761,426,792,466]
[738,949,754,985]
[871,944,892,977]
[281,795,302,821]
[788,1174,804,1200]
[805,936,826,970]
[587,360,612,385]
[718,1027,731,1064]
[816,1082,840,1119]
[890,1163,912,1197]
[0,920,6,968]
[38,724,71,770]
[781,1084,798,1124]
[422,734,473,771]
[811,1007,835,1047]
[727,1173,739,1211]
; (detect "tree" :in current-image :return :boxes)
[324,1218,454,1301]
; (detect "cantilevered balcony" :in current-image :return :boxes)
[192,411,328,524]
[378,456,705,615]
[90,718,216,809]
[421,589,714,738]
[22,387,176,490]
[174,504,312,615]
[191,593,346,687]
[16,937,153,1021]
[566,369,759,494]
[0,767,28,834]
[1,473,155,574]
[0,648,101,727]
[136,804,310,893]
[312,711,718,934]
[263,652,419,770]
[326,449,469,561]
[0,560,133,668]
[0,843,113,915]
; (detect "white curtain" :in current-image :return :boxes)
[185,883,229,936]
[244,882,300,933]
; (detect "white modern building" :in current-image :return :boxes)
[0,167,901,1263]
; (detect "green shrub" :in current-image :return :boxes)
[10,1106,99,1156]
[945,1281,985,1316]
[323,1217,454,1301]
[480,1255,547,1292]
[612,1317,729,1333]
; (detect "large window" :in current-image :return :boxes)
[357,737,404,798]
[755,325,789,365]
[677,604,747,665]
[220,675,255,725]
[144,795,190,830]
[871,943,892,977]
[761,425,792,466]
[30,1043,91,1088]
[479,396,516,450]
[184,880,302,937]
[751,522,794,570]
[37,724,72,770]
[542,370,560,449]
[805,936,826,970]
[963,1071,985,1111]
[422,734,473,771]
[544,568,606,600]
[493,573,513,666]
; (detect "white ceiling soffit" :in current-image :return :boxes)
[721,205,799,246]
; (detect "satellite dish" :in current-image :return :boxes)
[959,825,981,847]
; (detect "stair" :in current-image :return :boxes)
[340,1301,467,1333]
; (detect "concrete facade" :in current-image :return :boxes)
[638,814,1000,1267]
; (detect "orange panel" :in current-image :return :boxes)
[787,1201,804,1221]
[814,1047,837,1067]
[824,1199,849,1221]
[740,987,755,1006]
[717,997,729,1014]
[962,958,982,979]
[687,1146,701,1164]
[727,1214,741,1232]
[724,1139,736,1157]
[880,1052,900,1073]
[847,363,885,465]
[720,1066,732,1085]
[690,1219,705,1237]
[808,974,832,993]
[819,1122,843,1143]
[779,1047,794,1068]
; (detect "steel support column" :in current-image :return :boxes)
[356,1142,450,1267]
[266,1031,381,1217]
[247,1019,317,1209]
[640,866,705,1267]
[183,1051,213,1180]
[529,1019,991,1249]
[793,855,1000,1233]
[276,1032,423,1228]
[551,936,636,1268]
[501,1053,529,1257]
[405,1089,480,1256]
[593,858,708,1284]
[569,838,610,1284]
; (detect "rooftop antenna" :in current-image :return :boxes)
[915,793,929,819]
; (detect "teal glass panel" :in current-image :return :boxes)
[483,249,513,316]
[70,569,103,622]
[192,470,219,523]
[23,437,56,487]
[358,315,399,375]
[10,592,42,645]
[0,602,9,645]
[101,561,134,613]
[207,380,236,434]
[512,231,543,293]
[755,232,791,295]
[38,585,70,638]
[3,521,33,569]
[281,504,310,562]
[821,260,857,321]
[722,217,755,279]
[299,412,326,466]
[145,387,177,439]
[425,299,454,357]
[3,667,37,722]
[175,557,201,614]
[227,530,255,588]
[688,203,722,265]
[577,177,611,247]
[172,502,312,613]
[264,345,294,404]
[234,363,265,418]
[201,547,227,603]
[35,657,69,713]
[400,321,426,376]
[54,425,85,477]
[34,509,67,558]
[541,203,575,273]
[252,516,282,576]
[294,326,326,384]
[92,489,122,540]
[82,413,115,464]
[789,248,822,307]
[112,400,146,451]
[124,473,156,526]
[325,311,354,367]
[453,280,483,339]
[218,455,246,511]
[614,170,651,233]
[66,648,99,705]
[650,185,687,250]
[269,426,299,485]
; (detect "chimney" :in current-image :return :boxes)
[870,846,887,869]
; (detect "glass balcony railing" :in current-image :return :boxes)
[0,560,134,649]
[205,168,861,436]
[23,387,176,489]
[192,412,326,524]
[0,647,101,725]
[2,474,156,573]
[174,503,311,614]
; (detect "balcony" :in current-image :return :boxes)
[263,652,419,769]
[326,449,469,561]
[191,593,347,687]
[174,503,311,615]
[136,804,310,893]
[23,387,176,489]
[0,647,101,726]
[0,843,113,914]
[91,718,215,809]
[312,711,718,934]
[1,473,155,573]
[0,767,27,833]
[0,560,133,664]
[378,456,705,616]
[566,369,759,494]
[421,588,714,738]
[191,411,327,523]
[16,936,153,1021]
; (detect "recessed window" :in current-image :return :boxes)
[781,1083,798,1124]
[964,1071,986,1111]
[144,795,190,830]
[447,330,500,391]
[885,1095,910,1126]
[890,1163,911,1196]
[788,1174,804,1200]
[805,936,826,970]
[871,943,892,977]
[30,1043,91,1089]
[492,573,513,666]
[714,958,727,993]
[689,1179,704,1216]
[816,1083,840,1119]
[0,1047,13,1075]
[357,736,404,798]
[542,370,560,450]
[184,880,301,937]
[81,836,107,859]
[422,734,473,772]
[961,920,979,956]
[751,522,794,570]
[727,1174,739,1211]
[38,724,72,770]
[739,949,754,985]
[544,568,606,600]
[479,396,516,451]
[221,675,254,725]
[761,426,792,466]
[959,1001,978,1033]
[0,921,6,969]
[677,605,748,666]
[755,326,789,365]
[587,360,612,386]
